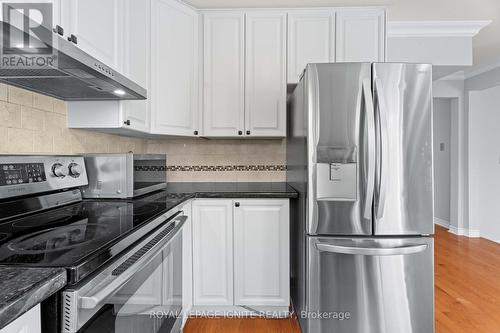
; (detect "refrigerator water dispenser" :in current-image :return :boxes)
[316,162,357,201]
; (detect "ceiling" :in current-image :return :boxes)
[184,0,500,73]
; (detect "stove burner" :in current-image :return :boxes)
[12,213,74,229]
[8,224,109,253]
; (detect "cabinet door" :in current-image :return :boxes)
[60,0,123,70]
[203,12,245,137]
[0,0,61,27]
[0,304,41,333]
[180,201,193,325]
[233,199,289,306]
[151,0,200,136]
[287,11,334,84]
[192,200,233,306]
[245,12,287,137]
[335,9,385,62]
[121,0,150,132]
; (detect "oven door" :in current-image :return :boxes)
[62,214,185,333]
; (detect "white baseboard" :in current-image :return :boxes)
[480,234,500,244]
[434,217,450,228]
[434,217,480,238]
[448,225,481,238]
[189,305,290,318]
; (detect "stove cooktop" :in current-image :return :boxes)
[0,191,192,284]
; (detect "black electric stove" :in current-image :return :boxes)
[0,190,191,284]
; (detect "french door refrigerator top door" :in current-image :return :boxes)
[306,63,373,236]
[372,63,434,236]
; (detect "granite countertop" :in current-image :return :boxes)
[0,183,296,329]
[0,266,67,329]
[165,182,298,199]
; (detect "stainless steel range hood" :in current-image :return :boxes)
[0,21,147,101]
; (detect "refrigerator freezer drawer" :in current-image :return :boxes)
[305,236,434,333]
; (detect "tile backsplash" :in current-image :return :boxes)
[0,84,286,182]
[147,138,286,182]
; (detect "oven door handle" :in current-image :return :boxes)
[79,214,187,309]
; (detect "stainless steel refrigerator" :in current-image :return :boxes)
[287,63,434,333]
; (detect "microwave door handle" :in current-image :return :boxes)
[374,78,389,219]
[362,79,376,220]
[316,243,428,256]
[79,215,187,309]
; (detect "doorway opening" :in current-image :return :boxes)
[432,97,457,229]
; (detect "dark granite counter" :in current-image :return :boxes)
[165,182,298,199]
[0,183,296,329]
[0,267,66,329]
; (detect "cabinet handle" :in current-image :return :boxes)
[238,131,243,135]
[246,130,251,135]
[194,130,198,135]
[67,34,78,44]
[124,120,131,126]
[235,202,240,207]
[53,25,64,36]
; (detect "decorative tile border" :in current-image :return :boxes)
[165,165,287,172]
[135,166,167,171]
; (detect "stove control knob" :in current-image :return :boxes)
[68,163,82,177]
[51,163,68,178]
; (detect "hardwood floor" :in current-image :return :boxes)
[184,226,500,332]
[434,225,500,333]
[183,317,301,333]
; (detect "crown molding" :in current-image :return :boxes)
[387,20,491,38]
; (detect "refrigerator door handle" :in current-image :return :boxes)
[362,79,376,220]
[374,78,389,219]
[315,243,428,256]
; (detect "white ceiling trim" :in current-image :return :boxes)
[387,20,492,38]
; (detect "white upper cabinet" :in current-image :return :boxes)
[203,12,245,137]
[0,0,61,27]
[120,0,150,132]
[245,12,287,137]
[66,0,150,133]
[60,0,123,70]
[287,11,334,84]
[150,0,200,136]
[66,5,387,139]
[233,199,290,306]
[335,8,385,62]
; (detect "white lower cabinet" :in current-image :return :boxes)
[0,305,41,333]
[233,199,289,306]
[191,199,290,314]
[192,199,234,306]
[180,200,193,326]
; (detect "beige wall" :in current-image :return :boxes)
[0,84,285,182]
